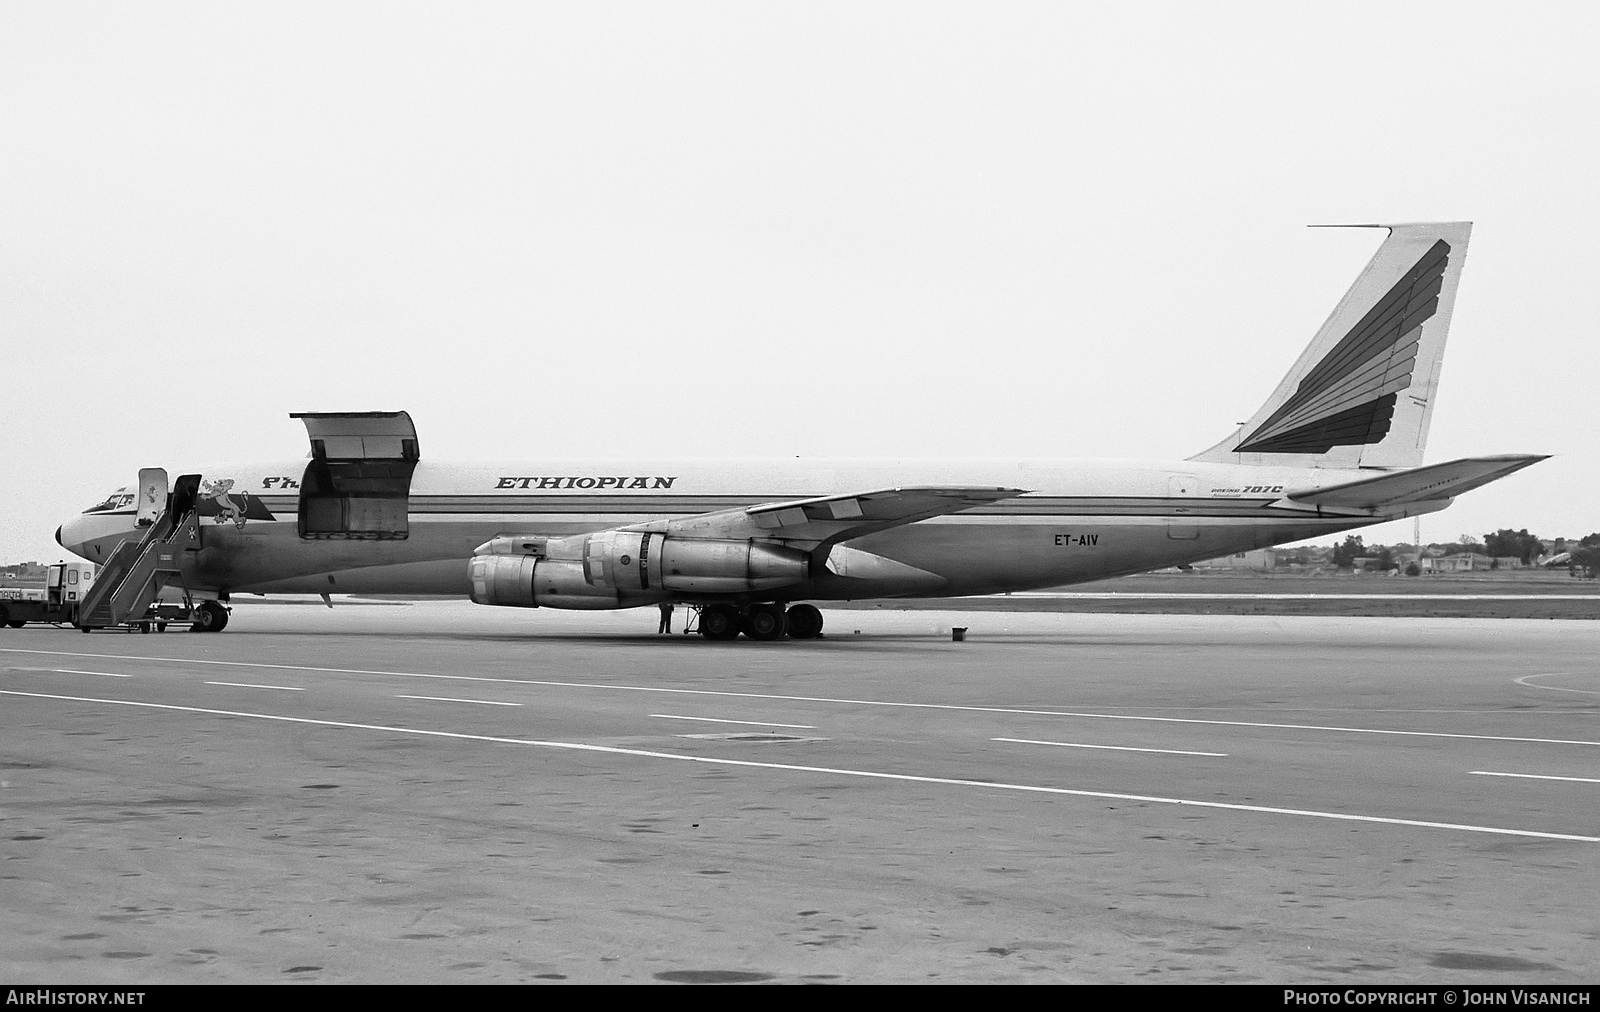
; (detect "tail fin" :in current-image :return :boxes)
[1189,221,1471,469]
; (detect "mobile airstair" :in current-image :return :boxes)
[75,473,206,632]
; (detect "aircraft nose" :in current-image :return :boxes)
[56,516,94,560]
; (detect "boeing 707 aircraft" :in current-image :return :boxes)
[53,222,1544,639]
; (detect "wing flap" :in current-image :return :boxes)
[626,485,1025,547]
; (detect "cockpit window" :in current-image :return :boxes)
[83,488,135,514]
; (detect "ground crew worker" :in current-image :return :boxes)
[658,601,673,634]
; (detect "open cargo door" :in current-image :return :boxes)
[292,411,420,540]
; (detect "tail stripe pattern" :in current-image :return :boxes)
[1236,240,1449,454]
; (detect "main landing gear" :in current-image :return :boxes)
[696,603,824,642]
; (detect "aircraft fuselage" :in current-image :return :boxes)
[57,456,1439,602]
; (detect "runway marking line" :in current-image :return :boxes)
[396,694,522,707]
[1470,771,1600,785]
[2,688,1596,844]
[204,681,304,692]
[650,714,816,729]
[1000,592,1600,601]
[54,669,130,678]
[1515,673,1600,697]
[996,737,1227,757]
[5,646,1600,748]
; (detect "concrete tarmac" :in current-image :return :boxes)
[2,601,1597,984]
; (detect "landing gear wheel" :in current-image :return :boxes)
[138,621,152,634]
[698,604,742,641]
[156,621,168,632]
[785,604,823,640]
[190,600,230,633]
[742,603,788,641]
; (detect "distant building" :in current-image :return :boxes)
[1425,552,1498,572]
[0,561,46,584]
[1192,549,1277,571]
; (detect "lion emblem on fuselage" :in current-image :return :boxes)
[200,478,249,528]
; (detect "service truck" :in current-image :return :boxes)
[0,561,192,632]
[0,561,96,628]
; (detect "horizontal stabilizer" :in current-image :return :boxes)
[1281,455,1547,511]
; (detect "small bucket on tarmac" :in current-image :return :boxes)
[951,627,967,642]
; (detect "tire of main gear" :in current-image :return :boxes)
[699,604,742,641]
[785,603,824,640]
[742,603,787,641]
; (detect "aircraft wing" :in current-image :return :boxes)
[1279,455,1548,512]
[624,485,1026,549]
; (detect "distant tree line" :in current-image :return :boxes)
[1571,533,1600,575]
[1330,536,1366,569]
[1483,529,1548,566]
[1319,530,1600,576]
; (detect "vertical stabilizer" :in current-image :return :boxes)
[1189,221,1471,469]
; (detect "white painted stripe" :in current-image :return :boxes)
[1469,771,1600,785]
[650,714,816,729]
[55,669,129,678]
[204,681,305,692]
[997,592,1600,601]
[995,737,1227,757]
[1514,674,1600,696]
[396,694,522,707]
[2,688,1593,843]
[7,647,1599,748]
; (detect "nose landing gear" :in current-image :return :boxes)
[189,600,230,633]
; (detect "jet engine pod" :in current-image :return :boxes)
[658,539,808,593]
[470,554,537,606]
[468,554,624,610]
[549,531,809,596]
[469,532,810,609]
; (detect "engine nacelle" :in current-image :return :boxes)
[469,555,626,610]
[470,532,810,609]
[656,538,807,593]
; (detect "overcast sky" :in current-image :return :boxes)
[3,2,1597,564]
